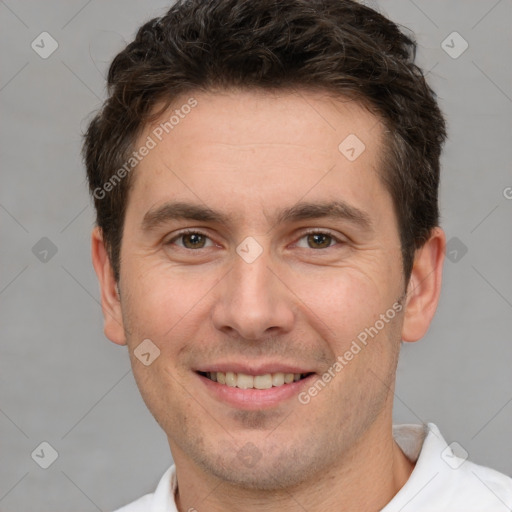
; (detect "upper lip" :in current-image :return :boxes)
[195,362,314,375]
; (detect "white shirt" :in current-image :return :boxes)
[113,423,512,511]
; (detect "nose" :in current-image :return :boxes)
[211,247,295,342]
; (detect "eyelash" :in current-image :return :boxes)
[166,228,344,250]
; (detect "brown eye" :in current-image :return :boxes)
[167,230,214,249]
[306,232,334,249]
[181,232,207,249]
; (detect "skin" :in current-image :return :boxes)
[92,89,445,511]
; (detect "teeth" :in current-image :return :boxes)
[225,371,236,387]
[237,373,254,389]
[253,374,272,390]
[206,371,306,389]
[272,373,285,386]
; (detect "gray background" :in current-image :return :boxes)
[1,0,511,510]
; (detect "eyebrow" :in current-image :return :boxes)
[141,200,373,232]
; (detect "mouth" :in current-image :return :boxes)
[198,371,314,390]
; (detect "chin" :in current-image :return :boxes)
[209,462,313,491]
[193,441,328,491]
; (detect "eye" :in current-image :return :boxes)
[295,230,342,250]
[165,229,344,252]
[166,230,215,249]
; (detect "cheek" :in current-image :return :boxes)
[129,356,187,438]
[296,266,396,343]
[120,259,220,341]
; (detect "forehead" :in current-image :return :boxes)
[143,88,383,160]
[126,89,391,229]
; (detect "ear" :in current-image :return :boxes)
[91,226,126,345]
[401,227,445,343]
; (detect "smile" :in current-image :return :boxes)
[199,371,312,389]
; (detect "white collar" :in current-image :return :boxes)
[146,423,512,512]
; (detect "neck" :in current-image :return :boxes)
[172,419,415,512]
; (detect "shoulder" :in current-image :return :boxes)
[448,458,512,507]
[427,423,512,506]
[387,423,512,511]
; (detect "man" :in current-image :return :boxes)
[84,0,512,510]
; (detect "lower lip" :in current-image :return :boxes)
[197,373,315,410]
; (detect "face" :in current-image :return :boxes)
[101,89,414,488]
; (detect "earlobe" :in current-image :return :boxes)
[401,227,446,343]
[91,227,127,346]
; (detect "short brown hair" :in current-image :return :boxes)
[83,0,446,283]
